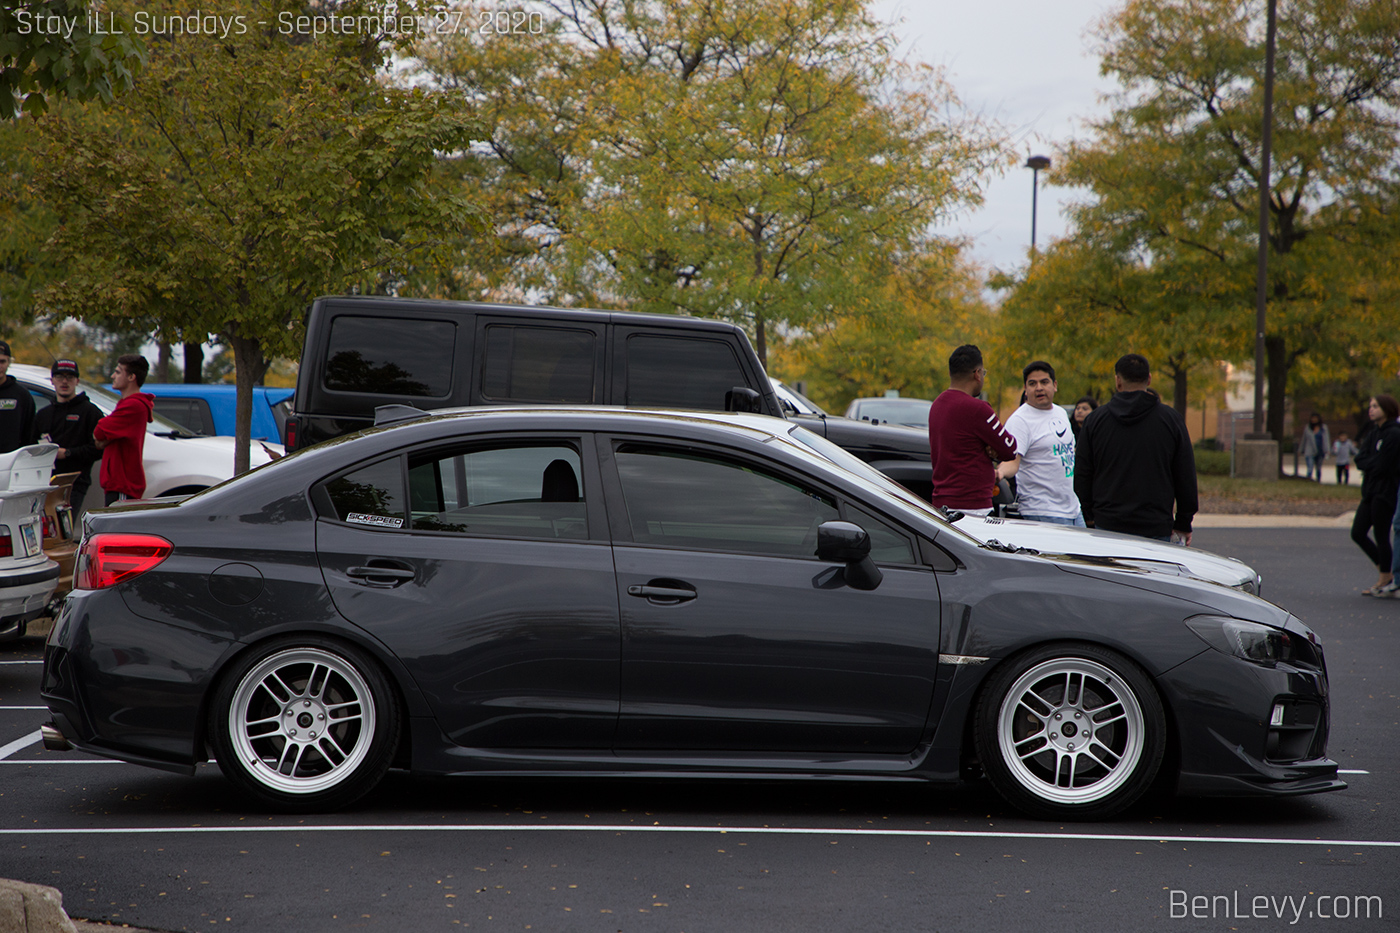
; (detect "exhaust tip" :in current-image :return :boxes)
[40,723,71,752]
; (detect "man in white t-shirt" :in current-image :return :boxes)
[998,360,1086,526]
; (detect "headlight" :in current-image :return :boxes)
[1186,616,1294,666]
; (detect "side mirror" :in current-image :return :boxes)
[815,521,883,591]
[725,387,763,413]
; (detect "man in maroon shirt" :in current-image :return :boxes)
[927,344,1018,514]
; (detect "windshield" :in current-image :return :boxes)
[772,380,828,416]
[80,381,199,437]
[784,424,981,545]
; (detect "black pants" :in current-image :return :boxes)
[1336,464,1350,485]
[104,490,128,507]
[1351,494,1395,572]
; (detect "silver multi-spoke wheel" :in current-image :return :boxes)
[975,644,1165,820]
[996,657,1144,805]
[212,638,399,810]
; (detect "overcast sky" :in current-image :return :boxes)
[871,0,1120,273]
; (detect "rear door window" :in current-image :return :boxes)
[324,315,456,398]
[406,443,587,539]
[480,325,599,403]
[152,398,216,435]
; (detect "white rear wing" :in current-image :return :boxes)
[0,444,59,493]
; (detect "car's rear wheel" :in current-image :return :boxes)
[974,643,1165,820]
[210,637,399,811]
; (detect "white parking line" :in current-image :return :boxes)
[0,706,46,710]
[0,730,40,760]
[0,661,42,665]
[0,823,1394,848]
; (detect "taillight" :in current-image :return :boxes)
[284,417,299,450]
[75,534,173,590]
[0,528,11,558]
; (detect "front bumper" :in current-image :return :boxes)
[1161,646,1344,798]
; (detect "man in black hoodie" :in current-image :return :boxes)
[33,359,102,513]
[1074,354,1198,544]
[0,340,36,453]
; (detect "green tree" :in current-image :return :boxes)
[770,249,994,412]
[1014,0,1400,440]
[1,0,144,119]
[416,0,1001,364]
[32,0,485,471]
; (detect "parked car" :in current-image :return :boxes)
[40,471,79,607]
[287,296,937,499]
[0,444,60,642]
[844,396,935,428]
[12,363,285,501]
[41,407,1338,819]
[144,384,294,443]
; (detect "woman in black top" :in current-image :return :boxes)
[1352,394,1400,595]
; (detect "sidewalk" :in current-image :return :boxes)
[1278,457,1358,487]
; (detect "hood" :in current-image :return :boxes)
[156,432,285,465]
[956,515,1259,592]
[132,391,156,421]
[1101,389,1160,426]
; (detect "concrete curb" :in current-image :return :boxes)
[1194,511,1355,529]
[0,879,77,933]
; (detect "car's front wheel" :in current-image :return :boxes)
[974,643,1166,820]
[209,637,399,811]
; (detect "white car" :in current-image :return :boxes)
[0,444,61,641]
[12,363,284,501]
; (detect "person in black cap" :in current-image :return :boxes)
[0,340,36,454]
[33,359,102,513]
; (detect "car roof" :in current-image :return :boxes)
[144,384,294,402]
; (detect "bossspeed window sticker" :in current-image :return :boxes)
[346,513,404,528]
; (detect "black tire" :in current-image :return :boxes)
[209,636,399,811]
[973,643,1166,820]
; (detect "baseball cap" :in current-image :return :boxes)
[52,359,80,377]
[0,341,10,358]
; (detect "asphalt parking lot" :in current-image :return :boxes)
[1,526,1396,932]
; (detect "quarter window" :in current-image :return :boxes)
[324,316,455,397]
[614,446,837,557]
[323,458,407,529]
[406,444,587,539]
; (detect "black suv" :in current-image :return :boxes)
[289,297,932,497]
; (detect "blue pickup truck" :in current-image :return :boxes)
[143,385,294,443]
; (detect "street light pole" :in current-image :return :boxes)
[1026,155,1051,253]
[1251,0,1278,439]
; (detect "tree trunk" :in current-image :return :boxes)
[754,311,767,369]
[155,342,171,383]
[1165,360,1188,417]
[228,335,269,476]
[183,342,204,384]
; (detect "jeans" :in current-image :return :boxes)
[1304,454,1322,481]
[1022,513,1087,527]
[1389,497,1400,578]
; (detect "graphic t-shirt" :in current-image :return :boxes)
[1004,403,1081,519]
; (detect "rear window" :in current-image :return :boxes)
[624,335,747,410]
[324,316,456,398]
[152,398,216,435]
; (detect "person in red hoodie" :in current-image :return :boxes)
[93,354,155,505]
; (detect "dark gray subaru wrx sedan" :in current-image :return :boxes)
[40,408,1343,820]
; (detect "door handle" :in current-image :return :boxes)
[626,583,697,603]
[347,563,416,587]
